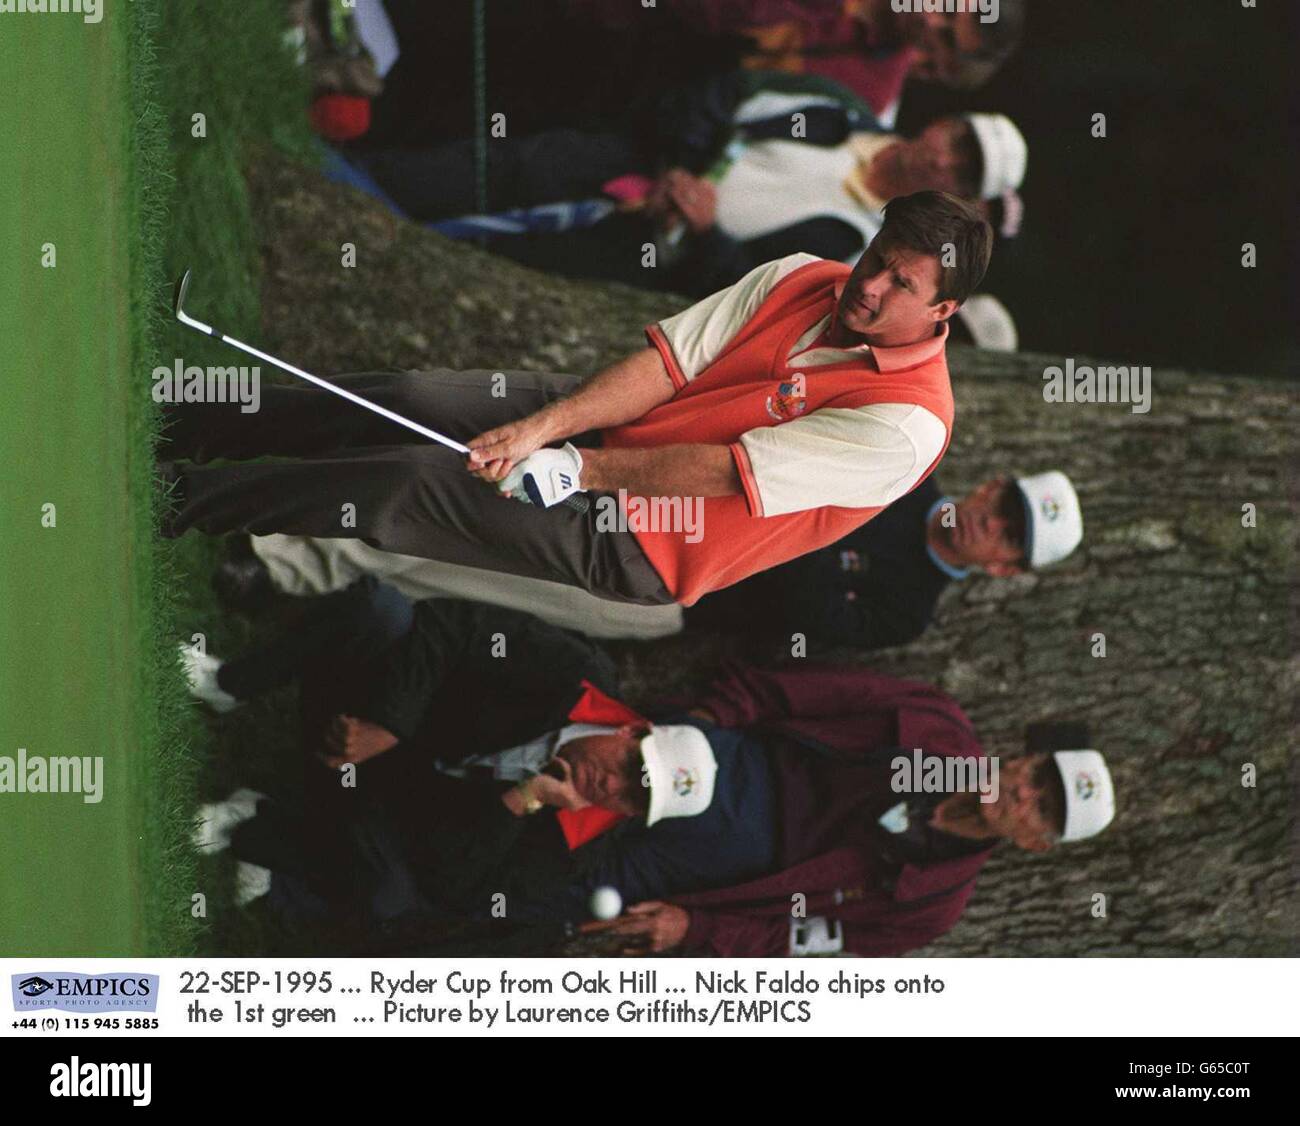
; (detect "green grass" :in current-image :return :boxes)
[0,0,310,955]
[0,3,148,955]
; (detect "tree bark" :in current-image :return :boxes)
[246,155,1297,956]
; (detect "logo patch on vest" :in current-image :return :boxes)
[765,380,807,422]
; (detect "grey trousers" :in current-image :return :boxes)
[162,369,673,606]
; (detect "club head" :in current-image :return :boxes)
[172,269,192,319]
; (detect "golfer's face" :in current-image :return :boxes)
[947,477,1026,568]
[559,729,648,815]
[979,754,1061,851]
[839,240,944,343]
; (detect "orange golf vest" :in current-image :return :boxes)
[602,259,955,605]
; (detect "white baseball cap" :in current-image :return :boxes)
[955,294,1018,351]
[640,725,717,827]
[1016,470,1083,568]
[1052,750,1116,843]
[965,112,1028,199]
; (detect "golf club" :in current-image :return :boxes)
[171,270,589,512]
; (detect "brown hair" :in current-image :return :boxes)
[877,190,994,305]
[1032,754,1068,840]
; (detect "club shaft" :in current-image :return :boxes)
[175,310,471,454]
[175,297,590,514]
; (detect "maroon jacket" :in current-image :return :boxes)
[667,663,994,957]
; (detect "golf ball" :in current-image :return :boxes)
[588,886,622,921]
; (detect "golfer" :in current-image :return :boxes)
[161,190,992,607]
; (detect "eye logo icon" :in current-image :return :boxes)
[18,976,54,998]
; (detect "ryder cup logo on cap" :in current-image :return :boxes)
[640,726,717,826]
[1016,470,1083,568]
[1052,750,1115,843]
[672,766,698,796]
[964,113,1028,200]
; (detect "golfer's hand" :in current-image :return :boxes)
[528,756,590,812]
[665,170,717,235]
[497,444,584,508]
[467,414,552,482]
[321,714,398,768]
[580,901,690,954]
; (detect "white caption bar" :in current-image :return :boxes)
[2,959,1292,1038]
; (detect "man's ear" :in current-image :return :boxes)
[932,298,960,323]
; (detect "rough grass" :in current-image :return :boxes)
[126,0,202,957]
[133,0,313,952]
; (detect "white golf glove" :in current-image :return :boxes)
[498,442,585,508]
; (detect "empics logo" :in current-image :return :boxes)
[0,0,103,24]
[12,972,159,1013]
[50,1058,151,1107]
